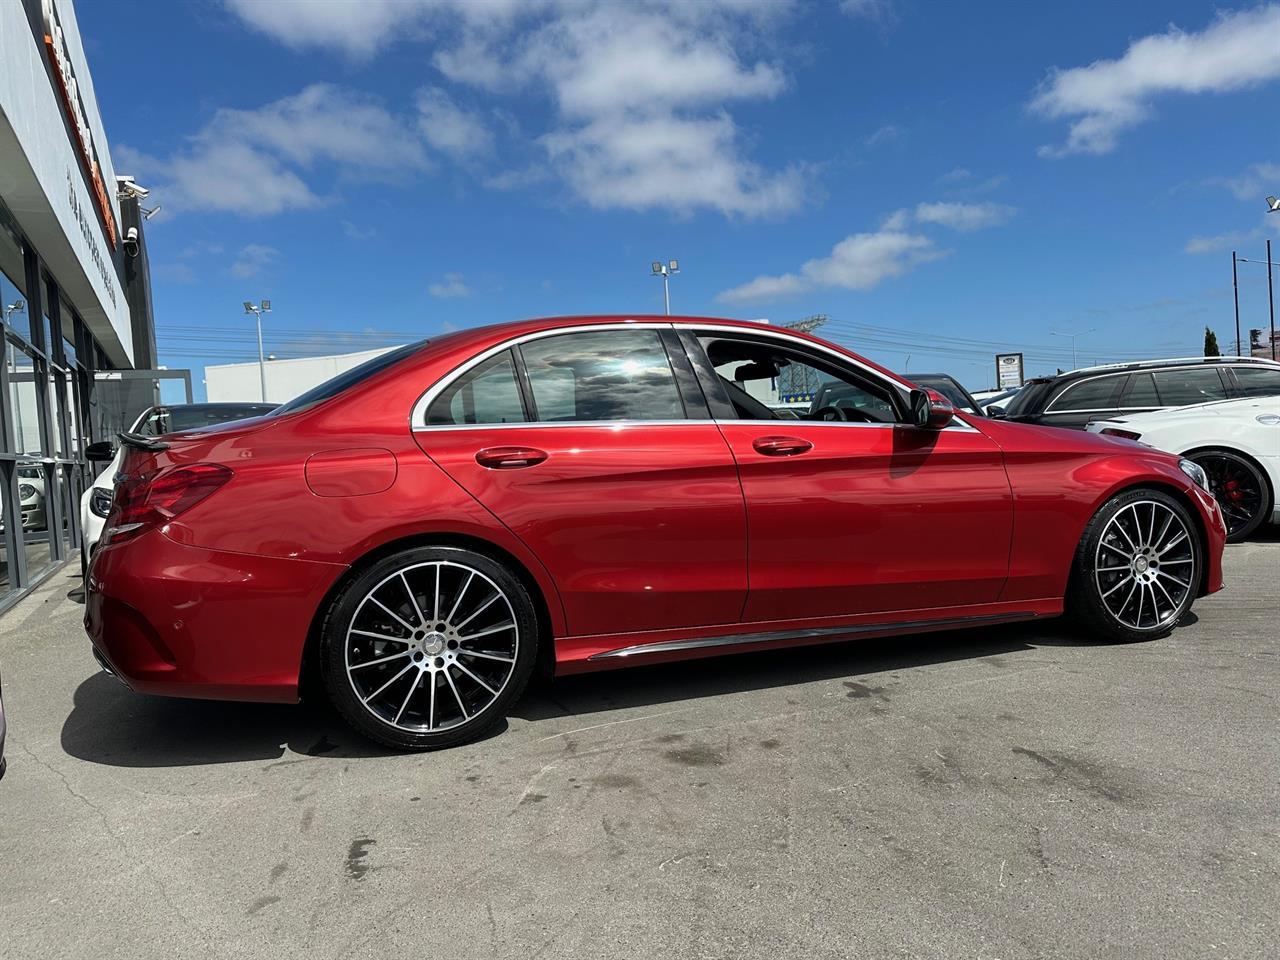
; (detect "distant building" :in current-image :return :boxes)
[204,345,404,404]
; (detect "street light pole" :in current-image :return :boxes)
[650,259,679,315]
[243,300,272,401]
[1050,328,1094,370]
[1269,239,1276,361]
[1232,251,1242,356]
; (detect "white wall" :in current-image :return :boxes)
[205,346,403,404]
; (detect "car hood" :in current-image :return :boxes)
[974,414,1155,455]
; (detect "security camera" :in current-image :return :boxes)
[123,226,139,258]
[116,177,150,201]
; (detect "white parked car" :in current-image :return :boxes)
[0,467,46,535]
[81,402,276,560]
[1088,396,1280,541]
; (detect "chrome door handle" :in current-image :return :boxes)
[474,446,549,469]
[752,436,813,457]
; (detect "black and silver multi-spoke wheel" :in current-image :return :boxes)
[1068,488,1202,643]
[1187,449,1271,543]
[320,546,538,750]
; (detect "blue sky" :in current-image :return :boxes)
[77,0,1280,395]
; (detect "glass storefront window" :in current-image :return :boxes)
[7,339,44,457]
[0,223,32,346]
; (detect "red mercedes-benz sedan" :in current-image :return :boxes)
[86,317,1227,750]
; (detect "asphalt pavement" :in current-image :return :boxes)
[1,535,1276,959]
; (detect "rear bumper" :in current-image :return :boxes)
[85,529,345,703]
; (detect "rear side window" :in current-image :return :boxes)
[1047,375,1122,412]
[1232,366,1280,398]
[1150,368,1227,406]
[1122,373,1160,407]
[519,330,685,422]
[425,350,527,425]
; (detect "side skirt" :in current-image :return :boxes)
[576,611,1044,670]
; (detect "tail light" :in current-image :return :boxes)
[104,463,233,545]
[1099,427,1142,441]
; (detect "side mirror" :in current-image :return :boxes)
[986,405,1005,419]
[85,440,116,463]
[909,388,955,430]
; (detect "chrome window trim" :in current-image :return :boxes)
[409,320,919,431]
[1046,365,1231,415]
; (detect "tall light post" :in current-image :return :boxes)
[243,300,271,401]
[1050,327,1094,370]
[1268,197,1278,359]
[650,259,679,315]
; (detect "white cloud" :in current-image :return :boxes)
[1031,6,1280,157]
[230,243,279,278]
[1221,162,1280,202]
[122,85,428,216]
[915,201,1016,231]
[222,1,806,218]
[718,226,942,303]
[840,0,897,26]
[428,272,471,298]
[865,124,902,147]
[416,87,492,157]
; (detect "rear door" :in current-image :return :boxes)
[412,325,747,638]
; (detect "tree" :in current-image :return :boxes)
[1204,327,1220,356]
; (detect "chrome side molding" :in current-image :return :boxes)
[587,612,1038,661]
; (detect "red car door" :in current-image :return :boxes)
[686,329,1013,623]
[413,326,747,638]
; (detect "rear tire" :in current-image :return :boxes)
[320,545,538,750]
[1066,488,1201,643]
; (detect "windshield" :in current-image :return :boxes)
[139,404,277,436]
[270,341,429,417]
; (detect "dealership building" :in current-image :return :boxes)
[1,0,158,609]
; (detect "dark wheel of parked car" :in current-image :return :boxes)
[320,546,539,750]
[1185,449,1271,543]
[1068,488,1201,643]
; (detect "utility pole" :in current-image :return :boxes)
[782,315,829,399]
[1232,251,1242,356]
[1269,239,1276,360]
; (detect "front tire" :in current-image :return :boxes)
[1067,488,1201,643]
[1186,449,1271,542]
[319,546,538,750]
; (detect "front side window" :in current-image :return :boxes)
[1232,365,1280,398]
[1150,368,1227,406]
[426,350,527,426]
[1048,375,1122,412]
[698,335,899,423]
[520,330,685,422]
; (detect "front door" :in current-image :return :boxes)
[687,330,1013,623]
[413,326,748,637]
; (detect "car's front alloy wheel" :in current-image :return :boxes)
[321,546,538,750]
[1187,449,1271,542]
[1069,488,1201,642]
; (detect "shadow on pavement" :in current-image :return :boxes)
[59,617,1107,768]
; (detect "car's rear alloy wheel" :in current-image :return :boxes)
[1188,450,1271,542]
[321,547,538,750]
[1069,488,1201,643]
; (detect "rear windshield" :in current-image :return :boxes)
[1001,379,1052,415]
[270,341,429,417]
[140,404,277,435]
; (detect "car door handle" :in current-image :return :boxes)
[475,446,548,470]
[752,436,813,457]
